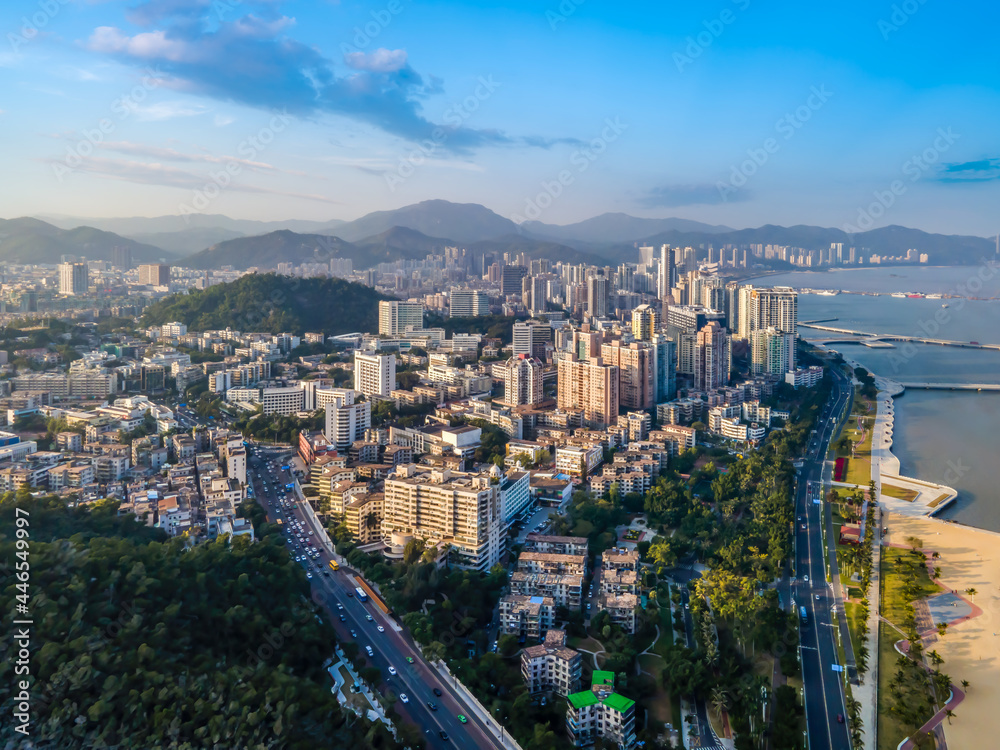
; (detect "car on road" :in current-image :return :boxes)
[439,731,449,741]
[388,666,397,676]
[803,575,809,583]
[457,715,467,724]
[433,687,442,697]
[306,572,312,579]
[377,625,385,633]
[336,603,344,610]
[366,614,374,622]
[365,646,373,657]
[339,614,347,622]
[399,694,409,704]
[405,657,415,664]
[427,702,438,711]
[815,594,820,601]
[836,713,845,724]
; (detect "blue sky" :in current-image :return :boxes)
[2,0,999,235]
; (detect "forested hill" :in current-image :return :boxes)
[0,493,395,749]
[141,273,393,334]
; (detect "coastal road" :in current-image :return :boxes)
[678,588,724,750]
[795,369,853,750]
[248,445,507,750]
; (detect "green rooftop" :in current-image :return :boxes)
[567,690,599,709]
[591,670,615,687]
[601,692,635,713]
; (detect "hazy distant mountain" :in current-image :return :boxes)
[180,224,600,270]
[321,199,519,243]
[181,230,355,270]
[0,218,171,263]
[465,234,603,265]
[523,213,733,244]
[34,213,340,238]
[128,227,247,256]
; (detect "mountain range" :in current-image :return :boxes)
[13,199,997,269]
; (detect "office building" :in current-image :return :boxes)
[378,300,424,336]
[650,334,677,403]
[382,464,503,572]
[58,262,88,295]
[260,386,305,415]
[354,351,396,398]
[693,321,731,391]
[499,354,544,406]
[501,265,528,297]
[450,290,489,317]
[111,246,132,270]
[557,355,619,429]
[586,274,610,318]
[325,400,371,449]
[658,243,674,304]
[512,320,551,360]
[138,263,170,286]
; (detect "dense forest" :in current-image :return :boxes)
[0,492,395,749]
[141,273,394,335]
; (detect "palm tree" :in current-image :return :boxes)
[965,587,978,601]
[936,622,948,638]
[945,709,956,725]
[961,679,970,692]
[710,687,730,717]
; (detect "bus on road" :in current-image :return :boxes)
[355,587,369,602]
[799,605,808,624]
[329,560,340,571]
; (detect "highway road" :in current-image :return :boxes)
[247,444,508,750]
[794,369,852,750]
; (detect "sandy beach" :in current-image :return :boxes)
[884,514,1000,747]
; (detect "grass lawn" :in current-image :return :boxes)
[876,622,936,750]
[881,547,941,629]
[882,483,919,502]
[928,493,951,508]
[843,600,867,663]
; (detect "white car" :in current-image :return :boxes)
[388,666,397,676]
[377,625,385,633]
[306,572,313,579]
[399,693,409,704]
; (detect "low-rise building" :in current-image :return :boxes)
[499,594,555,640]
[566,672,636,749]
[521,629,582,697]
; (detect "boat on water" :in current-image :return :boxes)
[926,293,943,299]
[815,290,839,296]
[942,303,949,308]
[907,293,925,298]
[890,292,907,298]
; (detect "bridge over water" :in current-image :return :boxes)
[899,382,1000,391]
[799,323,1000,351]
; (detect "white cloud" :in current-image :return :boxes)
[88,27,190,62]
[343,48,408,73]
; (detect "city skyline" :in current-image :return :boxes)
[2,0,999,235]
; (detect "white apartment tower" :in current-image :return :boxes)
[382,464,503,572]
[501,354,544,406]
[378,300,424,336]
[354,351,396,397]
[58,262,89,296]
